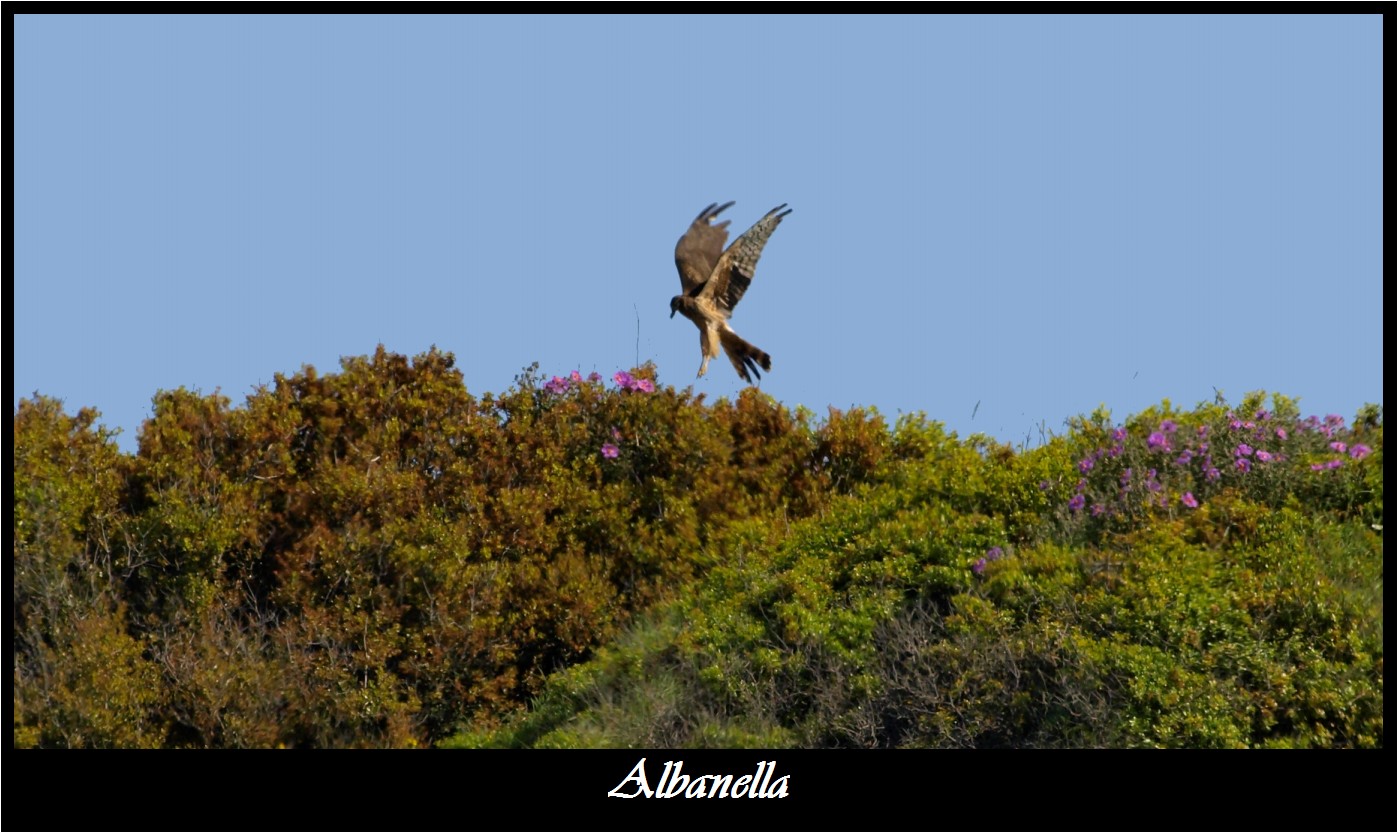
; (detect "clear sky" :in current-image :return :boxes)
[14,14,1385,451]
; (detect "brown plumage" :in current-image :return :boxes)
[670,202,791,383]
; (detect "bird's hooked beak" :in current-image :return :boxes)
[670,309,676,319]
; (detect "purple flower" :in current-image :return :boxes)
[1243,421,1256,430]
[1111,427,1127,442]
[1310,463,1327,472]
[1182,492,1198,508]
[600,443,620,459]
[634,378,655,393]
[1108,444,1124,457]
[1275,428,1288,441]
[610,426,622,440]
[973,558,987,575]
[1236,443,1253,458]
[1068,494,1086,512]
[1349,444,1371,460]
[1038,480,1051,492]
[1325,414,1345,428]
[1160,419,1178,434]
[543,375,572,395]
[613,371,634,388]
[588,371,602,383]
[1075,479,1088,493]
[1235,458,1252,473]
[1197,425,1210,438]
[1120,469,1133,487]
[1205,467,1221,482]
[1326,458,1343,470]
[1229,418,1244,430]
[570,370,583,383]
[1090,503,1106,517]
[1176,450,1194,465]
[1255,449,1274,462]
[1329,441,1348,454]
[1255,410,1271,421]
[1078,458,1095,474]
[1147,479,1162,493]
[986,546,1004,561]
[1148,432,1169,451]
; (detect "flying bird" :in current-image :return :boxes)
[670,201,791,383]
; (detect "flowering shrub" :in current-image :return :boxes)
[453,392,1382,750]
[1046,394,1383,544]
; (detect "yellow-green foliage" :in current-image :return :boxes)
[455,396,1383,749]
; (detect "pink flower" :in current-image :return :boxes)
[588,371,602,382]
[1236,443,1253,457]
[601,443,620,459]
[1235,458,1252,473]
[613,371,634,388]
[1182,492,1198,508]
[1275,428,1288,441]
[1329,441,1348,453]
[634,378,655,393]
[1068,494,1086,512]
[1255,450,1273,462]
[570,370,583,383]
[1349,444,1371,459]
[1148,432,1169,450]
[973,558,987,575]
[1112,428,1127,442]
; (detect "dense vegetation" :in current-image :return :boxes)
[13,347,1384,747]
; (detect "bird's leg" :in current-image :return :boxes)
[697,356,710,378]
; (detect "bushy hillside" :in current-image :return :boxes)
[447,398,1384,748]
[12,347,1383,747]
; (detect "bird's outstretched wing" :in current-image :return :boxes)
[701,204,792,314]
[674,202,735,295]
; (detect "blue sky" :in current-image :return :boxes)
[14,14,1384,451]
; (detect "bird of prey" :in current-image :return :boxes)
[670,201,791,383]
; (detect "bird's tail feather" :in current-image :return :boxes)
[719,330,772,384]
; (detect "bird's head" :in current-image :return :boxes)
[669,295,684,319]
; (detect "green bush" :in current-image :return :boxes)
[453,396,1382,749]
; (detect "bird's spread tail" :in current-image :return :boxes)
[719,329,772,384]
